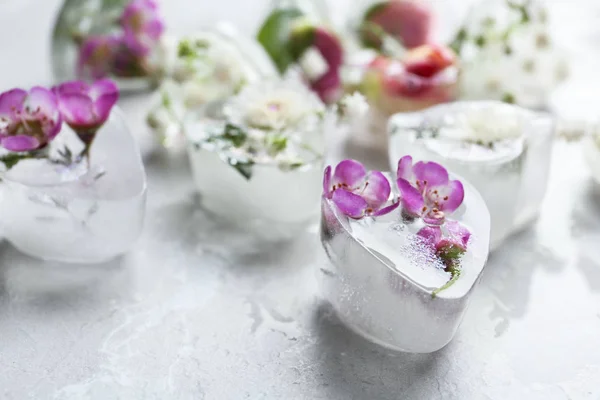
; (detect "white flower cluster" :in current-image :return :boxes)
[458,0,568,109]
[440,103,523,145]
[224,79,325,131]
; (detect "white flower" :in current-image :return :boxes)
[440,104,523,144]
[224,79,325,130]
[299,47,329,81]
[340,92,369,120]
[458,2,568,109]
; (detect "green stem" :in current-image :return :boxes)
[432,270,461,298]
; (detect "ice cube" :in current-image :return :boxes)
[0,108,147,263]
[389,101,554,249]
[320,172,490,353]
[186,118,323,241]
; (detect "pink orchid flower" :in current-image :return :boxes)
[52,79,119,157]
[77,36,122,80]
[417,220,470,294]
[396,155,464,225]
[417,221,471,254]
[323,159,399,219]
[0,87,62,152]
[121,0,164,57]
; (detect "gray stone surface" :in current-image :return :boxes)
[1,1,600,399]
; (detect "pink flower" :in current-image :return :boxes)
[362,0,433,49]
[417,220,471,288]
[0,87,62,152]
[417,221,471,253]
[121,0,164,57]
[77,36,122,80]
[323,159,399,219]
[396,155,464,225]
[52,79,119,151]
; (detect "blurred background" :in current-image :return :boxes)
[1,0,598,101]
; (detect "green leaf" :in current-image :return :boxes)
[177,39,196,59]
[449,27,468,55]
[228,158,254,180]
[358,1,390,50]
[221,123,248,147]
[257,8,304,73]
[0,153,29,170]
[267,134,288,154]
[502,92,516,104]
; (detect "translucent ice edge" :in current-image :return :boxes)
[584,136,600,184]
[187,144,323,225]
[323,172,490,299]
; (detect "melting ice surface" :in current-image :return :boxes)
[330,172,490,298]
[348,213,472,291]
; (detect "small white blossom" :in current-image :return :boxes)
[440,104,523,144]
[340,92,369,119]
[299,47,329,81]
[225,79,325,130]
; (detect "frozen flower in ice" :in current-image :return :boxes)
[290,22,344,103]
[323,159,399,219]
[225,79,324,130]
[53,79,119,156]
[360,0,433,50]
[417,220,470,294]
[396,155,464,225]
[440,104,523,145]
[120,0,164,56]
[77,35,122,80]
[0,86,62,152]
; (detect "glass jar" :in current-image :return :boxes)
[0,108,147,263]
[52,0,166,92]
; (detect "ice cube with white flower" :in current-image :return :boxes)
[185,79,334,240]
[147,24,278,149]
[320,158,490,353]
[388,101,554,250]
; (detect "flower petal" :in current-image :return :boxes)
[323,165,332,197]
[397,155,414,182]
[362,170,391,210]
[1,135,40,152]
[0,88,26,118]
[397,177,425,216]
[53,80,90,95]
[417,225,442,249]
[92,79,119,121]
[434,179,465,213]
[24,87,58,117]
[331,189,367,219]
[371,200,399,216]
[446,220,471,249]
[57,92,96,127]
[413,160,449,188]
[332,159,367,190]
